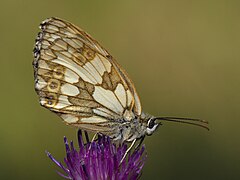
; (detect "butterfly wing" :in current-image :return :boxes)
[33,17,142,134]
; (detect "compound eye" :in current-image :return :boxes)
[146,119,159,136]
[148,119,155,129]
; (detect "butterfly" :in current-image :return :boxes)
[33,17,208,150]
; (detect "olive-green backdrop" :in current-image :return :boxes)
[0,0,239,179]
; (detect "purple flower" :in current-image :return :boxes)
[47,130,146,180]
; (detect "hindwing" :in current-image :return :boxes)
[33,17,142,133]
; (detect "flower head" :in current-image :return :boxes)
[47,130,146,180]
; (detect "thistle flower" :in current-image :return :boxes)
[47,130,146,180]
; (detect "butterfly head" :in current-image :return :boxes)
[144,116,209,136]
[141,113,210,136]
[146,117,162,136]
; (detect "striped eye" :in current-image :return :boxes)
[146,119,159,136]
[148,119,155,129]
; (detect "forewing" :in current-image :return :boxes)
[33,17,142,133]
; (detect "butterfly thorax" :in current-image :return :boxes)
[109,118,145,143]
[110,112,157,143]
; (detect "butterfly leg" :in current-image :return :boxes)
[78,129,91,146]
[91,133,98,142]
[120,138,137,164]
[135,135,145,150]
[84,131,90,143]
[88,133,98,150]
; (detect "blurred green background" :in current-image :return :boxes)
[1,0,239,179]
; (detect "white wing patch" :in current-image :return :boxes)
[83,62,102,84]
[64,106,92,114]
[114,83,126,108]
[61,114,79,123]
[81,116,108,123]
[99,54,111,73]
[126,90,133,107]
[93,107,118,118]
[64,68,79,83]
[91,55,106,76]
[54,95,72,109]
[61,83,80,96]
[93,86,124,114]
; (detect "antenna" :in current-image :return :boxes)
[154,117,209,130]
